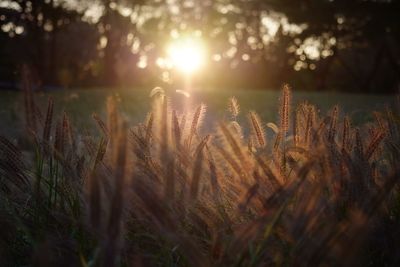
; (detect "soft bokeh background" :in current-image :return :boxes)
[0,0,399,93]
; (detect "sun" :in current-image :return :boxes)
[166,36,206,74]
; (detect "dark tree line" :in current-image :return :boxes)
[0,0,399,93]
[269,0,400,92]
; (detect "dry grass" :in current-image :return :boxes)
[1,85,400,266]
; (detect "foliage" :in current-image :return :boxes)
[0,0,399,91]
[1,86,400,266]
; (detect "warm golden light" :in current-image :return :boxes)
[166,37,206,74]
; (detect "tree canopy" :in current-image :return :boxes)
[0,0,399,92]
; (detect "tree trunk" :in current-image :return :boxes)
[102,0,117,87]
[362,41,384,93]
[316,47,337,91]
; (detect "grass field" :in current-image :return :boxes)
[0,88,395,139]
[1,86,400,266]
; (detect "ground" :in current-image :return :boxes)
[0,88,395,140]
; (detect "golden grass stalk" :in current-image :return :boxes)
[145,112,154,145]
[229,121,243,139]
[293,107,300,147]
[354,128,364,159]
[93,113,110,138]
[42,97,54,145]
[88,138,108,232]
[365,130,385,160]
[149,86,165,98]
[228,97,240,119]
[342,116,351,152]
[186,104,206,150]
[280,84,291,137]
[304,105,315,147]
[219,122,246,166]
[172,110,181,148]
[216,144,242,180]
[249,111,266,148]
[107,96,119,147]
[190,135,210,199]
[206,146,221,199]
[328,105,339,144]
[255,154,283,188]
[103,120,128,267]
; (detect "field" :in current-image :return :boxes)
[0,88,394,139]
[1,87,400,266]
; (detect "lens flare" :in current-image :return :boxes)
[166,37,206,74]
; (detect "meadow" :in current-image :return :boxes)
[0,88,394,139]
[0,86,399,267]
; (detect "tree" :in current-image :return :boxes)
[1,0,398,91]
[0,0,84,86]
[258,0,400,92]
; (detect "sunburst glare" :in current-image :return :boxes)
[166,36,207,74]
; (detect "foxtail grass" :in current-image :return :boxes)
[0,85,399,267]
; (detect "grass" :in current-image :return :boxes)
[0,85,400,266]
[0,88,394,139]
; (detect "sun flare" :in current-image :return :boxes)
[166,37,206,74]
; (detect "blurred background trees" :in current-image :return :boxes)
[0,0,399,93]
